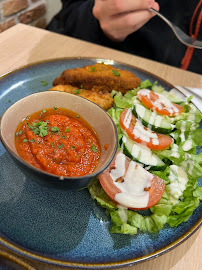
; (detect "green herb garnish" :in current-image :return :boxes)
[39,122,48,137]
[112,70,120,76]
[65,127,70,132]
[29,139,35,142]
[76,115,80,118]
[74,89,80,94]
[27,121,48,137]
[23,139,27,142]
[53,107,58,110]
[16,130,23,136]
[27,122,35,131]
[92,145,97,152]
[58,144,63,148]
[51,127,60,132]
[33,129,40,135]
[41,80,48,86]
[91,66,96,72]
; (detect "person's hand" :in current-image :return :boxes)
[93,0,159,42]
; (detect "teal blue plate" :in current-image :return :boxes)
[0,58,201,269]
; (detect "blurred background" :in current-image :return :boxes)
[0,0,61,33]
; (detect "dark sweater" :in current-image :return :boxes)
[47,0,202,74]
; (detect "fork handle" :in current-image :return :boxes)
[149,8,173,28]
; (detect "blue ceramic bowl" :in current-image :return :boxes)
[0,91,118,189]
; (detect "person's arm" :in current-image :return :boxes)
[47,0,107,45]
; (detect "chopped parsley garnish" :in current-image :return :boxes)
[29,139,35,142]
[65,127,70,132]
[33,129,40,135]
[27,122,34,130]
[91,66,96,72]
[112,70,120,76]
[80,84,84,89]
[51,142,55,147]
[71,146,75,149]
[53,107,58,110]
[61,136,66,139]
[41,80,48,86]
[32,122,41,127]
[23,139,27,142]
[39,110,47,117]
[39,123,48,137]
[74,89,80,94]
[58,144,63,148]
[51,127,60,132]
[92,145,97,152]
[76,115,80,118]
[16,130,23,136]
[27,121,48,137]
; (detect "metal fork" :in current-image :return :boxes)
[149,8,202,49]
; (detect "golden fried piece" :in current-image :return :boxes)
[53,63,141,94]
[49,85,114,110]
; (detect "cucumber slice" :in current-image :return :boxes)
[152,85,184,104]
[164,91,184,104]
[132,104,173,134]
[123,135,166,171]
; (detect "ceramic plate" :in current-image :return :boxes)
[0,58,201,269]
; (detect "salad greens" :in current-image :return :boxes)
[88,80,202,235]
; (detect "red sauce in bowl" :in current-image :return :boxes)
[15,108,101,177]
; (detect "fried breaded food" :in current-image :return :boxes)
[53,63,141,94]
[49,84,114,110]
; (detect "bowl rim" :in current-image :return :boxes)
[0,91,118,181]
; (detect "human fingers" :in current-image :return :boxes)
[96,2,160,42]
[93,0,156,18]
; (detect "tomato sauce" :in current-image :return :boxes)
[15,108,101,177]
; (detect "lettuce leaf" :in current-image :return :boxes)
[191,129,202,146]
[193,186,202,200]
[167,175,201,227]
[182,153,202,179]
[87,177,117,211]
[112,91,134,109]
[167,197,200,227]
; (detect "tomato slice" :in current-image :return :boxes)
[120,108,173,150]
[98,152,165,210]
[137,89,184,116]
